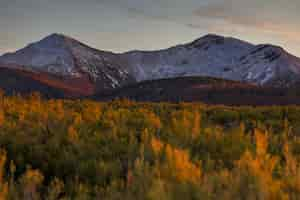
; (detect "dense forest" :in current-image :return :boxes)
[0,93,300,199]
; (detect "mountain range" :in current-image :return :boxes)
[0,33,300,104]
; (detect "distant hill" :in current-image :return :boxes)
[94,76,300,106]
[0,66,66,98]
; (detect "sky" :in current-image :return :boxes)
[0,0,300,56]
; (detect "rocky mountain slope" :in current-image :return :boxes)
[122,34,300,86]
[0,34,135,93]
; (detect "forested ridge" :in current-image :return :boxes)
[0,93,299,199]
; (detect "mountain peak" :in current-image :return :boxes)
[0,33,81,76]
[189,34,225,47]
[43,33,72,41]
[188,34,254,50]
[33,33,78,48]
[187,34,254,54]
[201,34,225,40]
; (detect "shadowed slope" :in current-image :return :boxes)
[95,76,300,105]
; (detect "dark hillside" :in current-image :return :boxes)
[95,76,300,105]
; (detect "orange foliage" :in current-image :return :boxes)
[255,129,268,157]
[170,110,201,142]
[0,150,7,200]
[165,144,201,184]
[151,137,164,156]
[68,126,79,143]
[191,111,201,139]
[20,168,44,200]
[237,130,282,199]
[0,111,4,127]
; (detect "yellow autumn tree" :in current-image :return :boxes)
[236,129,283,199]
[169,110,202,144]
[68,125,79,143]
[151,137,164,156]
[0,150,8,200]
[81,101,102,123]
[282,142,300,196]
[20,168,44,200]
[0,110,4,127]
[164,144,201,184]
[191,111,201,139]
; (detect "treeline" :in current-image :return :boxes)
[0,94,299,199]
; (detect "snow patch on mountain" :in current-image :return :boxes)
[0,34,79,76]
[123,34,254,81]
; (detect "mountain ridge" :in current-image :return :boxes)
[0,33,300,98]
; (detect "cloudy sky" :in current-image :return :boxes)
[1,0,300,56]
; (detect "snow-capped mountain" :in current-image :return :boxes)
[1,33,300,90]
[231,44,300,86]
[121,34,300,86]
[122,34,253,81]
[0,33,135,91]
